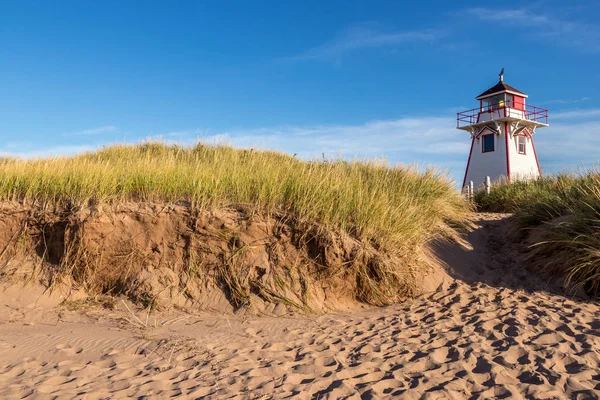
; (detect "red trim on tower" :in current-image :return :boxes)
[529,129,542,177]
[462,137,475,189]
[504,122,511,182]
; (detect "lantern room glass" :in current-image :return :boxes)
[482,93,515,110]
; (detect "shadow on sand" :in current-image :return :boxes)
[430,214,566,296]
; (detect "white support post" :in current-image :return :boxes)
[485,176,491,195]
[469,181,474,200]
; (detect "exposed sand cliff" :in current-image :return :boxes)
[0,201,441,315]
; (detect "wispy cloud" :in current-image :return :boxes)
[552,108,600,120]
[210,117,466,159]
[537,119,600,170]
[150,128,210,140]
[64,125,118,137]
[149,116,468,178]
[543,97,591,105]
[282,24,440,63]
[462,7,600,52]
[463,8,550,24]
[0,144,95,159]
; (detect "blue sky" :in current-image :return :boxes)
[1,0,599,184]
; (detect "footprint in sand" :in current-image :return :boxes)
[55,344,83,355]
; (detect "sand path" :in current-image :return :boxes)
[0,214,599,399]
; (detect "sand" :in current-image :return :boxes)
[0,213,599,399]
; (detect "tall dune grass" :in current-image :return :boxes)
[474,172,600,296]
[0,142,470,254]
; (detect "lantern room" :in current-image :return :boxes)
[477,79,527,112]
[457,71,548,131]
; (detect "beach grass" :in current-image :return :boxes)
[0,142,470,254]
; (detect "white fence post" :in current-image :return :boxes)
[469,181,474,200]
[485,176,491,195]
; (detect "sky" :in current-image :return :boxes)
[1,0,599,185]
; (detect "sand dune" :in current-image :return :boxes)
[0,214,599,399]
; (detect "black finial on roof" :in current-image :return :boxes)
[499,68,504,82]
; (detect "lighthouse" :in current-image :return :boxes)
[457,70,548,191]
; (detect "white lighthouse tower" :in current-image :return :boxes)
[457,70,548,190]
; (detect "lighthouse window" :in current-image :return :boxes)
[506,94,514,107]
[518,136,526,154]
[482,134,495,153]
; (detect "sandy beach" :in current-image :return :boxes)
[1,214,599,399]
[3,2,599,397]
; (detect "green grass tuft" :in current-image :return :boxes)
[474,171,600,296]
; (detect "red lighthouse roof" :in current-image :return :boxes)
[476,81,528,100]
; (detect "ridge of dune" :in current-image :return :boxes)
[0,213,599,399]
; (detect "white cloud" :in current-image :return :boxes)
[534,114,600,173]
[462,7,600,52]
[0,144,95,159]
[64,125,118,136]
[463,8,550,24]
[152,128,210,139]
[282,24,440,63]
[552,108,600,120]
[543,97,591,105]
[208,117,468,159]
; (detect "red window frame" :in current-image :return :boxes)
[482,134,495,153]
[518,135,526,154]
